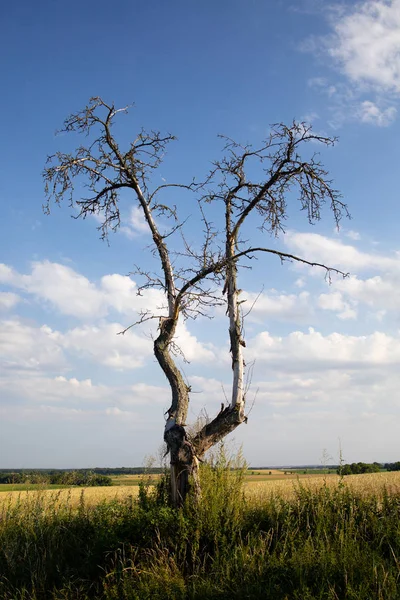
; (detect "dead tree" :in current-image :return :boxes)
[44,97,349,506]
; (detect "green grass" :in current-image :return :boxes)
[0,453,399,599]
[0,483,70,492]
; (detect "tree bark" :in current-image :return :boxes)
[154,316,201,506]
[191,235,247,460]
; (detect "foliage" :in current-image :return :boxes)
[338,462,382,476]
[385,462,400,472]
[0,470,113,486]
[1,450,400,599]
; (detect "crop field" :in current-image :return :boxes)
[1,470,399,510]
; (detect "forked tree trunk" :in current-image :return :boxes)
[155,237,247,507]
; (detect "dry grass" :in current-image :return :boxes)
[0,485,141,511]
[1,471,399,510]
[246,470,400,502]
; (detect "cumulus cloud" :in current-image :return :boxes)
[0,261,166,320]
[336,274,400,313]
[0,319,66,371]
[0,292,20,311]
[327,0,400,94]
[317,291,357,320]
[0,371,168,415]
[0,317,152,374]
[358,100,397,126]
[61,322,153,370]
[281,232,400,319]
[101,273,165,316]
[243,290,312,323]
[173,321,216,363]
[284,232,400,274]
[0,261,106,319]
[2,232,400,466]
[248,327,400,370]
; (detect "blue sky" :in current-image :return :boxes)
[1,0,400,468]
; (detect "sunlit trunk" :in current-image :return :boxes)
[154,317,200,506]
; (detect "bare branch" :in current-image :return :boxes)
[45,100,350,506]
[117,311,166,336]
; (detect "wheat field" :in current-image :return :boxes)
[1,471,400,510]
[246,470,400,502]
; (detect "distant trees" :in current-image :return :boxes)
[51,471,113,486]
[385,462,400,472]
[0,472,24,484]
[338,462,382,476]
[0,471,112,486]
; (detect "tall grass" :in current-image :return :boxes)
[0,449,399,599]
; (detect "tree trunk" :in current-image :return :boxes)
[153,235,247,506]
[165,421,200,507]
[191,237,247,464]
[154,316,200,506]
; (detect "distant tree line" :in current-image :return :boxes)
[0,467,163,478]
[385,462,400,471]
[90,467,164,475]
[337,462,382,475]
[0,470,112,486]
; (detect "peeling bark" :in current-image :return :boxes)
[164,422,200,506]
[226,240,245,416]
[193,405,246,458]
[154,316,201,505]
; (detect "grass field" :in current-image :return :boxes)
[1,462,400,599]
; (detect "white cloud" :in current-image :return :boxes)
[0,370,168,414]
[358,100,397,126]
[0,292,20,311]
[0,260,217,374]
[345,230,361,241]
[336,274,400,313]
[62,322,153,370]
[243,290,312,322]
[128,382,168,405]
[0,261,166,321]
[0,261,106,319]
[60,320,216,371]
[304,1,400,126]
[0,264,14,282]
[295,278,306,288]
[101,273,165,316]
[173,321,216,363]
[282,233,400,318]
[284,232,400,274]
[120,206,149,238]
[248,327,400,370]
[328,0,400,94]
[317,291,357,320]
[0,319,66,371]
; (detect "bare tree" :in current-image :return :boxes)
[44,97,349,506]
